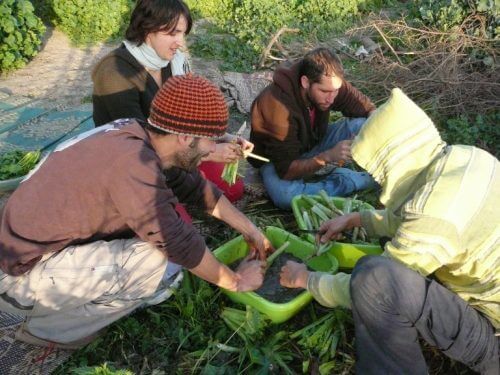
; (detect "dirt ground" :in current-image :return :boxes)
[0,28,117,106]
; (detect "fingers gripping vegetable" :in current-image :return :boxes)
[300,191,371,245]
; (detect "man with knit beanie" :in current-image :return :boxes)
[0,75,272,349]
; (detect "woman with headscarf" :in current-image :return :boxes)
[92,0,250,213]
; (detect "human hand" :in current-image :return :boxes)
[280,261,309,289]
[234,257,266,291]
[322,140,352,165]
[244,229,274,261]
[204,142,242,163]
[318,213,361,243]
[235,137,254,155]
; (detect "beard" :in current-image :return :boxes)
[306,90,330,111]
[174,139,210,171]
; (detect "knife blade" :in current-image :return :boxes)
[298,229,353,240]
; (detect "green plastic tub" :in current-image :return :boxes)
[291,194,383,268]
[324,241,383,269]
[213,226,339,324]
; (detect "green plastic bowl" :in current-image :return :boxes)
[291,194,383,268]
[213,226,339,324]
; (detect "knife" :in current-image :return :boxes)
[298,229,353,240]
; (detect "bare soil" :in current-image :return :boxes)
[0,28,117,106]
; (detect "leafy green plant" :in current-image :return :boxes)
[0,0,46,72]
[186,0,382,72]
[70,363,133,375]
[410,0,498,37]
[439,112,500,157]
[0,149,41,180]
[48,0,133,45]
[220,306,297,373]
[291,308,352,374]
[189,31,257,72]
[31,0,56,25]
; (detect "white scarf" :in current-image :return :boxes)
[123,39,188,75]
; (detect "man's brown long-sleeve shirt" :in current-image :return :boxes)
[0,120,221,276]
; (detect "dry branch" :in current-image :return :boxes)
[345,17,499,120]
[259,27,300,68]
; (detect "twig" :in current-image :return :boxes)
[372,23,403,65]
[259,27,300,67]
[268,54,287,61]
[350,18,496,42]
[343,17,499,126]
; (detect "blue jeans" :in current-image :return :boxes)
[260,117,376,209]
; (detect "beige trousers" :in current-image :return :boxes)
[0,238,168,343]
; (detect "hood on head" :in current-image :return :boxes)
[352,88,446,207]
[273,60,304,103]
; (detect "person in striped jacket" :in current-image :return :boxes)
[280,88,499,374]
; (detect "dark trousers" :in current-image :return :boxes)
[350,256,499,375]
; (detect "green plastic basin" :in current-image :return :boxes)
[291,194,383,268]
[213,226,339,324]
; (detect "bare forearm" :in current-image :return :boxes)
[189,248,239,291]
[211,195,259,238]
[283,156,326,180]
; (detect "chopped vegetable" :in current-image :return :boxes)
[291,309,349,370]
[220,306,269,342]
[221,160,240,185]
[299,191,374,245]
[0,149,41,180]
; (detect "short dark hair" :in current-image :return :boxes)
[141,119,168,135]
[299,48,344,84]
[126,0,193,45]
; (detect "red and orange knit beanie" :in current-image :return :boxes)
[148,74,228,139]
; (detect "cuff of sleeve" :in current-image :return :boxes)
[203,181,223,212]
[360,210,377,238]
[307,272,352,309]
[170,231,206,269]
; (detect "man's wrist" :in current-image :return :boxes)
[313,155,327,167]
[297,269,310,289]
[242,224,261,242]
[347,212,362,229]
[224,272,241,292]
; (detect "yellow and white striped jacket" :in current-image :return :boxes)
[308,88,499,330]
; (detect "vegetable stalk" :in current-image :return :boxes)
[221,160,239,185]
[266,241,290,267]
